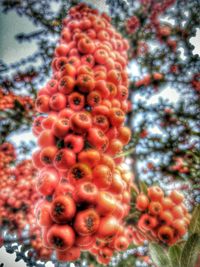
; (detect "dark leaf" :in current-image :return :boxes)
[180,233,200,267]
[149,242,172,267]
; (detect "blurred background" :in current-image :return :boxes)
[0,0,199,266]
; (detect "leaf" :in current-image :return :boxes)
[189,205,200,234]
[149,242,172,267]
[5,246,15,254]
[15,252,23,262]
[139,181,148,194]
[14,99,24,110]
[114,146,135,158]
[56,139,64,149]
[169,244,182,267]
[180,233,200,267]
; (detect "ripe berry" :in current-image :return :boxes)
[159,210,173,225]
[35,95,50,113]
[109,172,125,195]
[46,79,58,94]
[87,127,108,151]
[76,74,95,93]
[37,170,59,196]
[47,224,75,251]
[114,235,129,251]
[68,92,85,111]
[70,112,92,133]
[60,63,76,78]
[148,201,162,216]
[40,146,58,166]
[161,197,174,210]
[157,225,174,245]
[68,163,92,185]
[78,149,100,168]
[172,219,187,236]
[136,193,149,211]
[93,115,109,132]
[74,181,99,204]
[55,44,69,57]
[42,114,57,130]
[172,206,184,219]
[97,191,116,215]
[32,149,44,169]
[37,201,52,227]
[74,209,100,236]
[64,134,84,153]
[93,165,112,189]
[54,149,76,171]
[148,186,164,201]
[58,76,75,95]
[38,130,56,147]
[33,116,44,136]
[87,91,102,107]
[109,108,125,127]
[169,190,184,204]
[97,216,119,241]
[118,126,131,145]
[52,118,70,138]
[138,214,158,231]
[49,93,67,111]
[51,195,76,223]
[77,37,95,54]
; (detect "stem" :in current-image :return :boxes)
[114,147,135,158]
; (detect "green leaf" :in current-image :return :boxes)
[131,186,138,198]
[189,205,200,234]
[139,181,148,194]
[149,242,172,267]
[180,233,200,267]
[169,244,182,267]
[56,139,64,149]
[114,146,135,158]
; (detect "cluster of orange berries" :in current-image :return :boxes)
[135,186,191,245]
[126,16,140,34]
[28,225,53,261]
[0,157,36,232]
[135,73,164,88]
[0,88,34,111]
[0,142,52,260]
[170,157,189,174]
[33,3,134,264]
[0,142,16,168]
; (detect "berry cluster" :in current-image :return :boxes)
[0,142,16,168]
[135,73,163,88]
[170,157,189,174]
[0,88,34,111]
[0,158,36,232]
[29,225,53,261]
[126,16,140,34]
[33,3,133,264]
[136,186,191,245]
[0,142,52,260]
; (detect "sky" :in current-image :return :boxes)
[0,0,200,266]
